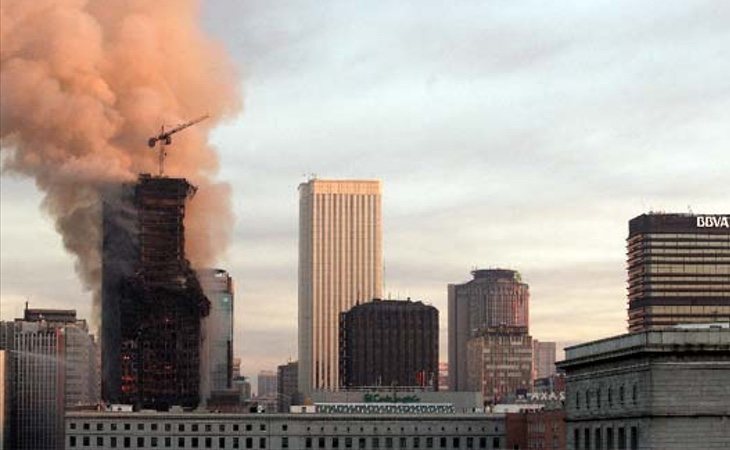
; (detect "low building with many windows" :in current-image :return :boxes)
[557,327,730,450]
[65,411,505,450]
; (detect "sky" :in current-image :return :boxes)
[1,0,729,388]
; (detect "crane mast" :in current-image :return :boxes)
[147,114,209,176]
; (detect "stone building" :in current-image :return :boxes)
[65,410,505,450]
[558,326,730,450]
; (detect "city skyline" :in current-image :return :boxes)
[2,0,729,383]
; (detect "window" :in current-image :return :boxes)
[372,437,380,448]
[205,437,212,448]
[283,424,288,432]
[586,390,591,409]
[584,428,591,450]
[597,388,602,408]
[71,423,77,430]
[82,436,90,447]
[138,438,144,448]
[345,438,352,448]
[111,437,117,448]
[608,387,613,407]
[165,437,171,448]
[333,438,340,448]
[282,437,289,449]
[466,437,474,448]
[452,438,460,448]
[219,438,225,448]
[152,423,158,431]
[112,423,118,431]
[205,424,212,432]
[179,424,185,432]
[426,437,434,448]
[618,427,626,450]
[193,424,199,432]
[124,437,131,448]
[234,424,239,431]
[97,423,104,431]
[70,436,77,447]
[138,423,144,431]
[152,437,158,448]
[259,437,266,449]
[400,438,408,448]
[619,386,625,406]
[384,437,392,448]
[305,438,312,449]
[318,437,325,448]
[220,424,226,432]
[192,437,199,448]
[576,391,581,409]
[632,385,637,405]
[260,424,266,431]
[479,437,487,449]
[98,437,104,446]
[83,423,90,430]
[630,427,638,450]
[596,429,603,450]
[165,424,171,432]
[440,437,447,448]
[233,438,240,449]
[246,424,252,431]
[414,437,420,448]
[492,438,500,449]
[358,438,366,449]
[246,437,253,449]
[178,438,185,448]
[125,423,131,431]
[574,429,580,449]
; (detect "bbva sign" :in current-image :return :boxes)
[696,216,730,228]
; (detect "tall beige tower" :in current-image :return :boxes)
[298,179,383,393]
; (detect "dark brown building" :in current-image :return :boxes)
[627,213,730,332]
[102,174,209,410]
[506,409,566,450]
[339,299,438,390]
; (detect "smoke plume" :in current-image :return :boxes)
[0,0,241,324]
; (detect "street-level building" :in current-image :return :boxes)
[65,411,505,450]
[557,326,730,450]
[627,213,730,332]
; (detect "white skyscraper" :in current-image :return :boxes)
[298,179,383,393]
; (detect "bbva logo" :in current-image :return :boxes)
[696,216,730,228]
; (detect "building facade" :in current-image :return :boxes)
[505,409,566,450]
[278,361,299,413]
[533,340,557,380]
[65,411,504,450]
[198,268,235,403]
[339,299,439,390]
[558,327,730,450]
[466,326,533,404]
[448,269,529,391]
[257,370,278,398]
[627,213,730,332]
[1,308,98,450]
[102,175,210,409]
[298,179,383,393]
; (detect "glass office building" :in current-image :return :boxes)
[627,213,730,332]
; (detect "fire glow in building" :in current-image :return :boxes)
[102,175,210,410]
[298,179,383,393]
[627,213,730,331]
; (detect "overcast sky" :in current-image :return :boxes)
[1,0,729,388]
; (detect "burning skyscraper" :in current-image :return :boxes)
[102,174,210,410]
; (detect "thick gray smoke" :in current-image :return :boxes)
[0,0,241,325]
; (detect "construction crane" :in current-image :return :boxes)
[147,114,209,176]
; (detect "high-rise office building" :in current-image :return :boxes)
[627,213,730,332]
[532,340,557,380]
[339,299,439,390]
[298,179,383,393]
[257,370,278,397]
[466,325,533,404]
[277,361,299,413]
[448,269,529,391]
[102,175,210,409]
[198,268,234,403]
[1,307,98,450]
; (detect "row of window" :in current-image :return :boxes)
[68,434,502,450]
[573,425,638,450]
[575,384,637,411]
[69,436,267,449]
[69,423,270,433]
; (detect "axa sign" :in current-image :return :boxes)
[696,216,730,228]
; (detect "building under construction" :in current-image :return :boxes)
[102,174,209,410]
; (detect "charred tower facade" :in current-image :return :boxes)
[102,174,209,410]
